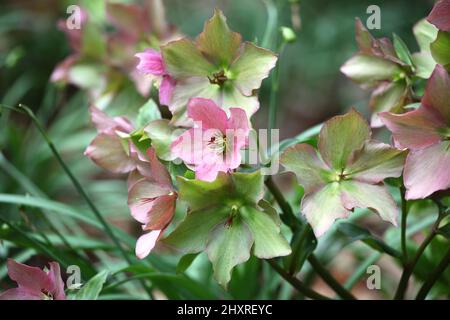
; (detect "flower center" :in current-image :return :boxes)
[42,290,54,300]
[207,131,227,155]
[208,70,228,86]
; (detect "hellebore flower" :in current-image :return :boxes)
[380,65,450,199]
[0,259,65,300]
[128,148,177,259]
[161,9,277,126]
[340,18,413,127]
[171,98,250,182]
[162,171,291,288]
[135,48,176,105]
[281,110,406,236]
[427,0,450,31]
[84,106,139,174]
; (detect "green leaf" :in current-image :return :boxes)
[240,206,291,259]
[206,218,253,288]
[337,222,401,258]
[73,270,109,300]
[437,222,450,239]
[176,253,199,274]
[393,34,414,66]
[285,225,317,275]
[431,31,450,66]
[136,99,161,129]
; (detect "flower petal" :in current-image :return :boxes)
[318,109,371,171]
[187,98,228,132]
[230,42,278,96]
[85,134,137,174]
[301,183,348,237]
[340,180,398,226]
[159,75,176,105]
[135,48,166,76]
[379,107,445,150]
[404,142,450,200]
[346,141,407,183]
[0,288,43,300]
[162,38,216,78]
[422,64,450,122]
[427,0,450,31]
[47,262,66,300]
[280,143,330,194]
[6,259,50,292]
[135,230,162,259]
[197,9,242,67]
[141,193,177,230]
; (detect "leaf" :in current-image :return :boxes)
[144,119,178,161]
[285,224,317,275]
[337,222,401,258]
[176,253,199,274]
[73,270,109,300]
[206,218,253,288]
[393,34,414,66]
[413,19,438,53]
[136,99,161,129]
[437,222,450,239]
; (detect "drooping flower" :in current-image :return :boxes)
[340,18,413,127]
[171,98,250,182]
[379,65,450,200]
[0,259,65,300]
[128,148,177,259]
[162,171,291,288]
[161,9,277,126]
[84,106,138,174]
[427,0,450,31]
[281,110,406,236]
[135,48,176,105]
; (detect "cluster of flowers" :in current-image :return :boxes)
[1,1,448,297]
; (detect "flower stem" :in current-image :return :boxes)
[415,248,450,300]
[265,176,356,300]
[267,259,331,300]
[400,186,408,264]
[394,207,447,300]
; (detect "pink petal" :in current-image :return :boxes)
[404,142,450,200]
[0,288,43,300]
[195,159,227,182]
[187,98,228,132]
[171,128,219,165]
[422,64,450,122]
[379,108,445,150]
[135,230,162,259]
[159,75,176,106]
[84,134,137,174]
[47,262,66,300]
[227,108,250,133]
[50,55,78,82]
[7,259,50,292]
[135,49,166,76]
[142,193,177,230]
[427,0,450,31]
[89,106,133,134]
[147,148,173,188]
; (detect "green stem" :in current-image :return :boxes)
[268,42,286,131]
[307,255,356,300]
[394,209,447,300]
[267,259,331,300]
[415,248,450,300]
[400,186,408,263]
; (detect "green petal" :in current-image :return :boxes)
[318,109,371,171]
[144,119,178,161]
[230,42,277,96]
[340,180,398,226]
[345,141,407,183]
[162,38,216,78]
[413,19,438,53]
[220,85,260,118]
[197,9,242,67]
[430,31,450,66]
[301,182,348,237]
[240,206,291,259]
[340,54,403,86]
[162,207,229,254]
[369,81,409,127]
[230,171,264,205]
[206,217,253,288]
[280,143,330,194]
